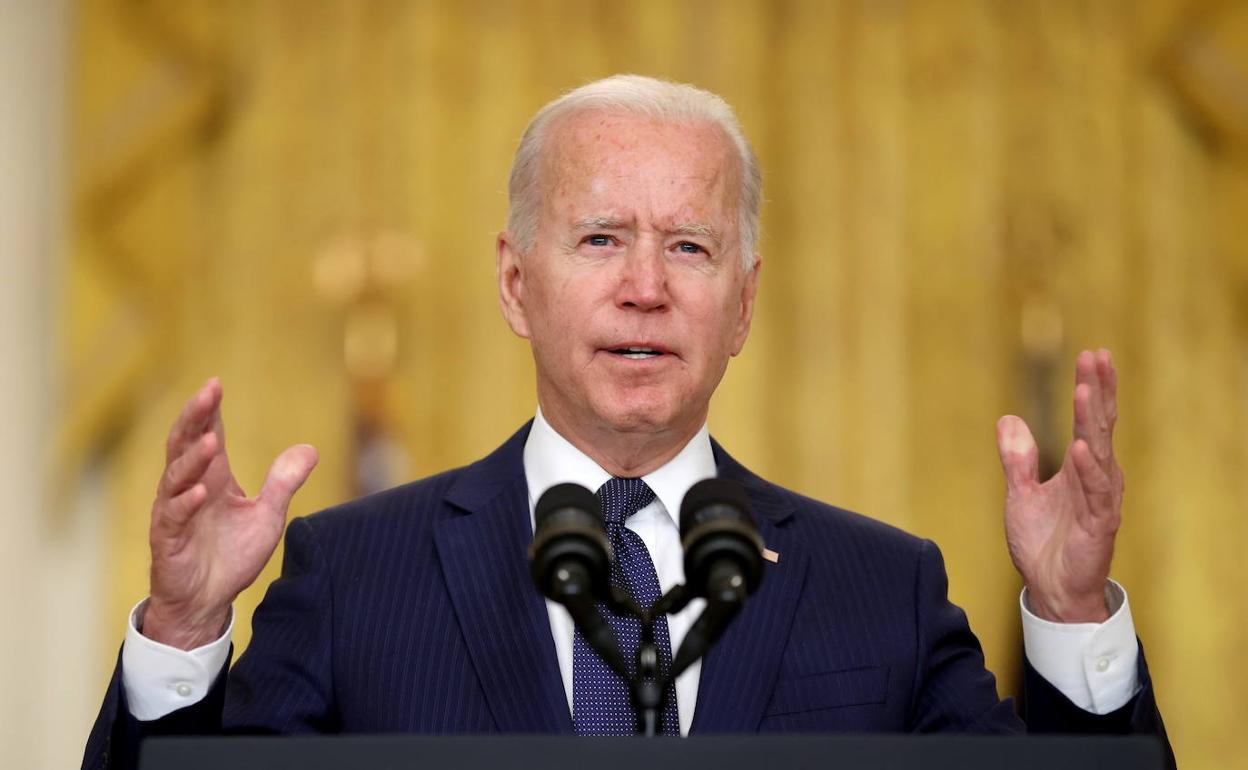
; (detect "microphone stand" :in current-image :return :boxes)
[555,575,700,737]
[612,581,747,737]
[603,587,668,737]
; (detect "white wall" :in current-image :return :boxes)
[0,1,107,767]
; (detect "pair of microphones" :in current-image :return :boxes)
[528,478,766,735]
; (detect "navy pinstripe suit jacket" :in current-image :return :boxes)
[83,422,1171,769]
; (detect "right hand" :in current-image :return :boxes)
[144,378,318,650]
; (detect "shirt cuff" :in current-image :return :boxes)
[120,598,233,721]
[1020,580,1140,715]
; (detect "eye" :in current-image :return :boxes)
[676,241,705,254]
[584,234,613,247]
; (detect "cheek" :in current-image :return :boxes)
[711,289,745,342]
[528,276,595,358]
[525,269,567,332]
[681,315,734,373]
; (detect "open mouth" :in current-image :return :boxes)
[608,346,665,360]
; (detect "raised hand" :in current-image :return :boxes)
[144,378,318,650]
[997,349,1123,623]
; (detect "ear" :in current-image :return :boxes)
[729,255,761,356]
[497,232,531,339]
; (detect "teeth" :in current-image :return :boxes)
[613,346,660,359]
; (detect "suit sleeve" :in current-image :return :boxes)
[907,539,1175,767]
[219,516,338,734]
[906,539,1025,732]
[81,647,230,770]
[81,516,338,770]
[1024,645,1175,767]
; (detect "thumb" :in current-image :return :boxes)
[996,415,1039,493]
[258,444,319,515]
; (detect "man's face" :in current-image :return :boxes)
[498,110,759,443]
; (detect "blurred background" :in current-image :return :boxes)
[3,0,1246,767]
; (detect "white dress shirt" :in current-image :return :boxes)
[122,410,1141,728]
[522,408,711,735]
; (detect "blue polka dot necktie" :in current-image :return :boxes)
[572,477,680,735]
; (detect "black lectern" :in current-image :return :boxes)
[140,734,1166,770]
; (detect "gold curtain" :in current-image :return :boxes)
[66,1,1248,767]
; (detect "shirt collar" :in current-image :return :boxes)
[523,408,716,528]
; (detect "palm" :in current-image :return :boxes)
[158,455,279,607]
[997,350,1122,623]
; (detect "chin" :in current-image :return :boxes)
[591,389,686,435]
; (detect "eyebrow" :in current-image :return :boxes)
[670,222,722,245]
[572,217,723,246]
[572,216,629,231]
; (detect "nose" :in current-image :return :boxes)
[615,239,669,311]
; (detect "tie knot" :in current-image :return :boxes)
[596,477,656,526]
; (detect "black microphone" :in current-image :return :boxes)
[680,479,764,603]
[528,483,629,677]
[671,478,765,678]
[529,483,611,600]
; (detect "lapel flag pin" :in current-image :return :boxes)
[762,548,779,564]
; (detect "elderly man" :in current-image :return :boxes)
[84,75,1170,769]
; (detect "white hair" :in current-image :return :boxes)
[506,74,762,270]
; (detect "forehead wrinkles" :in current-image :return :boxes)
[539,112,741,227]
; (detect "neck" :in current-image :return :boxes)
[538,400,705,478]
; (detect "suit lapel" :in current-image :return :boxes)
[433,424,573,734]
[689,443,810,733]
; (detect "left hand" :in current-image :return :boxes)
[996,349,1123,623]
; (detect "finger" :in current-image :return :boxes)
[1072,349,1101,431]
[158,431,219,499]
[1073,378,1113,469]
[1070,439,1121,533]
[155,482,209,534]
[996,415,1039,493]
[165,378,223,463]
[257,444,319,517]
